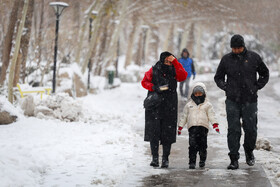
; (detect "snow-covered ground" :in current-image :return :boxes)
[0,82,167,187]
[1,72,280,186]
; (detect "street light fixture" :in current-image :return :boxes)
[141,25,149,66]
[88,10,98,91]
[49,2,69,93]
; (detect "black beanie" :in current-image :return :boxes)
[160,51,173,63]
[230,34,245,48]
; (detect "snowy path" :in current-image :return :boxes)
[121,74,280,187]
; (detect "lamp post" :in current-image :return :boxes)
[114,20,120,78]
[49,2,69,93]
[88,11,98,91]
[141,25,149,66]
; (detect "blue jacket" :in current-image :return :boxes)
[179,57,196,78]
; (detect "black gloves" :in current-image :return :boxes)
[152,85,162,93]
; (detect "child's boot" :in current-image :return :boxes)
[189,155,196,169]
[199,150,207,168]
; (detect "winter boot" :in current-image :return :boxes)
[189,155,196,169]
[199,151,207,168]
[161,157,169,168]
[189,163,196,169]
[245,151,255,166]
[150,156,159,167]
[199,161,205,168]
[227,155,239,170]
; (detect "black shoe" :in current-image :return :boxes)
[245,152,255,166]
[161,158,169,168]
[227,160,239,170]
[150,157,159,167]
[199,161,205,168]
[189,163,195,169]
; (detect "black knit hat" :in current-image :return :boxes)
[160,51,173,63]
[230,34,245,48]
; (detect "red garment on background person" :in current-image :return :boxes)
[141,58,188,91]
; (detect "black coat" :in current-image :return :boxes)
[144,62,178,145]
[214,48,269,103]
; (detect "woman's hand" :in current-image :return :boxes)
[167,55,175,62]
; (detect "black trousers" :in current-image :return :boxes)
[226,99,258,160]
[150,139,171,159]
[188,126,208,164]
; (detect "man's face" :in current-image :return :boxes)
[232,47,244,54]
[183,52,188,58]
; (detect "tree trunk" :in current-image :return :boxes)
[99,0,128,75]
[19,0,34,83]
[8,0,29,103]
[187,22,195,57]
[13,53,22,86]
[75,0,100,64]
[81,1,107,73]
[0,0,20,86]
[124,15,139,68]
[135,31,143,66]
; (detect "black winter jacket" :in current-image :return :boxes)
[214,48,269,103]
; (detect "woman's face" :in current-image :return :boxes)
[164,57,173,66]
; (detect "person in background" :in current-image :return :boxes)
[178,82,219,169]
[214,34,269,170]
[141,51,187,168]
[178,48,196,98]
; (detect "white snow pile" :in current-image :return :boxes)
[0,96,21,117]
[35,93,83,122]
[255,137,272,151]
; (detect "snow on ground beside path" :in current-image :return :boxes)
[0,83,160,187]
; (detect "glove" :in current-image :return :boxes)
[213,123,220,134]
[152,85,162,93]
[178,126,183,135]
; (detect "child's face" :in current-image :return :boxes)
[194,91,203,97]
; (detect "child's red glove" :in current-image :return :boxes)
[213,123,220,134]
[178,126,183,135]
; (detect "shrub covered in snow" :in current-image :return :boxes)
[0,96,20,124]
[35,93,83,122]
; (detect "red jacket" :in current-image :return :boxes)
[141,58,188,91]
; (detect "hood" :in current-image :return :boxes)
[191,82,207,95]
[159,51,173,63]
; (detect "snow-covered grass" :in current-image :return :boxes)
[0,83,150,186]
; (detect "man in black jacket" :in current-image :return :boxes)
[214,34,269,170]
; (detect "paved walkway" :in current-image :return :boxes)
[120,79,273,187]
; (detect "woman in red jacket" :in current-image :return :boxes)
[141,51,187,168]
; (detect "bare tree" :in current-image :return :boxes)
[0,0,20,86]
[8,0,29,103]
[17,0,34,83]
